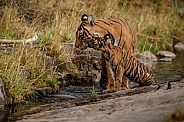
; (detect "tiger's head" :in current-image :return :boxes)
[75,14,109,50]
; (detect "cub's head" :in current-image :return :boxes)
[87,33,115,52]
[75,14,109,50]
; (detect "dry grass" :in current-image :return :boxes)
[0,0,183,103]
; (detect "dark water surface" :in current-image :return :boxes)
[1,53,184,121]
[154,53,184,83]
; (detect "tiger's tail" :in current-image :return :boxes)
[156,79,181,90]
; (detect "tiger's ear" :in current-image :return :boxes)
[81,14,88,22]
[88,16,94,26]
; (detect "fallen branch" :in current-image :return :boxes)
[0,34,38,44]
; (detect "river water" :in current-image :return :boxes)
[0,53,184,121]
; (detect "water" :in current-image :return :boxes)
[1,53,184,121]
[154,53,184,83]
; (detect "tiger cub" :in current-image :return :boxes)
[86,34,157,93]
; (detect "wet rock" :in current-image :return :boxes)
[157,51,176,59]
[0,107,8,122]
[48,94,76,100]
[0,78,7,105]
[142,51,157,62]
[36,87,56,97]
[173,36,184,52]
[159,57,172,62]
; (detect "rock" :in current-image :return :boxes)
[36,87,56,97]
[159,57,172,62]
[173,36,184,52]
[174,42,184,52]
[0,78,7,105]
[142,51,157,62]
[0,107,8,122]
[44,55,56,69]
[58,46,102,84]
[157,51,176,59]
[19,66,30,79]
[133,53,154,69]
[48,94,76,99]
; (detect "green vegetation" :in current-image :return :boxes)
[90,85,99,100]
[0,0,183,103]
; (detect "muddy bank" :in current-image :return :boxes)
[16,79,184,122]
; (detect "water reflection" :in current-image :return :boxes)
[154,53,184,83]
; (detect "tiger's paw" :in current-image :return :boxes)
[121,87,128,90]
[115,81,121,91]
[102,89,113,94]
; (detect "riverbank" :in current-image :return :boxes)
[16,79,184,122]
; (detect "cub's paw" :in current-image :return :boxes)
[121,87,128,90]
[115,81,121,91]
[102,89,113,94]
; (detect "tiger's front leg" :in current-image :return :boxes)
[102,59,116,93]
[100,53,108,89]
[121,76,129,90]
[115,66,129,90]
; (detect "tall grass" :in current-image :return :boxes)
[0,0,183,103]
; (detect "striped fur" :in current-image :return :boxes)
[75,14,136,51]
[75,14,136,89]
[86,34,156,93]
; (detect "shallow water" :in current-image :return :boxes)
[1,53,184,121]
[154,53,184,83]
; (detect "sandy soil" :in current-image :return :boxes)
[17,79,184,122]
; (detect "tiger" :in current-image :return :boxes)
[75,14,136,89]
[85,33,157,93]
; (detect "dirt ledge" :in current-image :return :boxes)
[17,79,184,122]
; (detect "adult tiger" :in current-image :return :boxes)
[86,34,157,93]
[75,14,136,89]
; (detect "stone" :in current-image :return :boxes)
[0,78,7,105]
[142,51,157,62]
[173,36,184,52]
[47,94,76,99]
[44,55,56,69]
[61,41,75,54]
[58,43,102,84]
[133,53,154,69]
[157,51,176,59]
[59,62,71,71]
[174,42,184,52]
[36,87,56,97]
[19,66,30,78]
[159,57,172,62]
